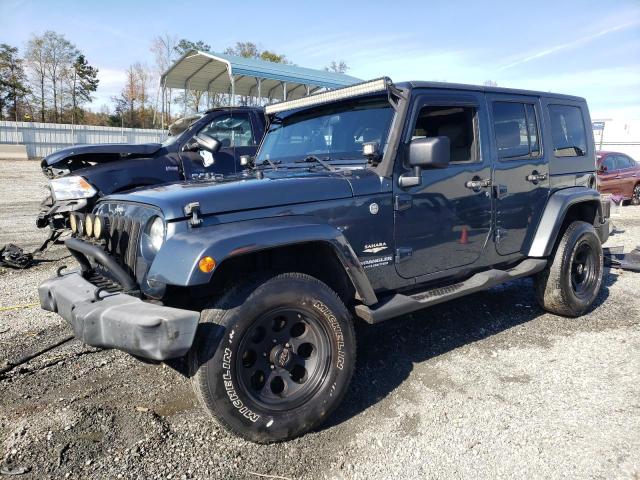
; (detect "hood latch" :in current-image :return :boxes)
[184,201,203,227]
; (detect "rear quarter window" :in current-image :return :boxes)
[548,105,587,158]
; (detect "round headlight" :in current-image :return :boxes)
[85,214,94,238]
[148,217,165,252]
[69,213,78,233]
[93,215,103,239]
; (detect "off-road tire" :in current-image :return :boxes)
[534,221,603,317]
[188,272,356,443]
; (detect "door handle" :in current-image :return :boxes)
[465,178,491,191]
[526,172,548,184]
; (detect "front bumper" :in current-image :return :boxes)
[38,270,199,360]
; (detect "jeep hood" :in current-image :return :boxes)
[105,170,356,220]
[41,143,163,171]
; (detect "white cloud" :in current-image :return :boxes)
[498,20,640,71]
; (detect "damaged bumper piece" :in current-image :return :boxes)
[38,271,199,360]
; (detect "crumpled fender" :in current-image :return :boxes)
[147,215,378,305]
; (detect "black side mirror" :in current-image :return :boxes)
[598,164,607,174]
[399,136,450,188]
[194,133,222,154]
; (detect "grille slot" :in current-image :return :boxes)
[106,214,142,278]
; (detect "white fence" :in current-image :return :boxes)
[0,121,167,159]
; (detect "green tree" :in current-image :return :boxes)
[0,44,30,120]
[174,39,211,56]
[70,55,99,124]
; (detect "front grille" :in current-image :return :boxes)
[106,214,143,278]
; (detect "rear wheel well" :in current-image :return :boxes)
[554,200,599,249]
[198,242,357,308]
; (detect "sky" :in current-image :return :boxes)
[1,0,639,119]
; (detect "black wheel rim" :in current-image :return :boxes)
[235,306,332,411]
[570,241,598,299]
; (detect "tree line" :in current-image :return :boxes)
[0,31,349,129]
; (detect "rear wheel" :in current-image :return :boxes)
[189,272,355,443]
[534,221,603,317]
[632,184,640,206]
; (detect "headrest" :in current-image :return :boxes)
[438,123,465,147]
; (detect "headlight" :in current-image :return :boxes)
[148,216,165,252]
[50,176,97,201]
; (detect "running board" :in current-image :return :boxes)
[354,258,547,324]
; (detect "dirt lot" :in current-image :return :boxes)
[1,159,639,479]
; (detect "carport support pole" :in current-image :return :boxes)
[257,78,262,106]
[230,74,236,107]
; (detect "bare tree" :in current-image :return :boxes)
[150,33,178,125]
[41,31,78,122]
[325,60,349,74]
[25,35,47,121]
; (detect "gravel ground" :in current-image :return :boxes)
[0,160,639,479]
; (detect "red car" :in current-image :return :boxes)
[597,151,640,205]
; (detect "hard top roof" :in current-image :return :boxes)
[400,80,586,102]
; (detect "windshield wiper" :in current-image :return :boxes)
[295,155,335,171]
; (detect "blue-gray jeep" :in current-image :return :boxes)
[39,78,610,443]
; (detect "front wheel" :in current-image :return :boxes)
[534,221,603,317]
[189,272,355,443]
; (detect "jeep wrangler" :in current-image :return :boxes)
[39,78,610,443]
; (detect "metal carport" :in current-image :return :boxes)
[159,50,362,128]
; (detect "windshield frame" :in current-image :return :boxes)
[256,93,397,169]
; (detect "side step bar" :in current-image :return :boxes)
[354,258,547,324]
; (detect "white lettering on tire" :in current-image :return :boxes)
[312,301,345,370]
[221,347,260,423]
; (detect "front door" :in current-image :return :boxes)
[597,154,620,195]
[393,92,493,279]
[180,111,257,178]
[488,95,550,256]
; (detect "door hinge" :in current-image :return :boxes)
[495,227,506,242]
[394,194,412,212]
[395,247,413,263]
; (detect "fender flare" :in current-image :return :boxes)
[528,187,602,258]
[147,216,378,305]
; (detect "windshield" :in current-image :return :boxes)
[256,96,394,165]
[161,114,204,147]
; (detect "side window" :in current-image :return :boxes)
[492,101,540,159]
[620,155,636,169]
[199,114,254,147]
[412,105,477,162]
[602,156,616,171]
[548,105,587,157]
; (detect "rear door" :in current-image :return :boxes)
[393,91,493,278]
[617,154,639,198]
[487,95,549,256]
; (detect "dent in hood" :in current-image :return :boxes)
[41,143,162,169]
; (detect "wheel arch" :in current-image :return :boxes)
[147,216,378,306]
[528,187,602,258]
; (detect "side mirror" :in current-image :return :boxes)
[194,133,222,154]
[598,164,607,174]
[399,136,450,188]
